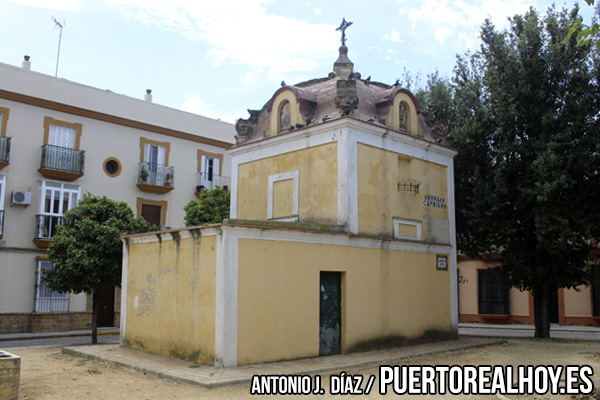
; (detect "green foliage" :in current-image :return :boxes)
[44,193,154,294]
[565,1,600,50]
[184,186,230,227]
[427,5,600,337]
[414,70,454,125]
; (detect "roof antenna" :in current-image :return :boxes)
[52,16,65,77]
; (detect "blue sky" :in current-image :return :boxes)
[0,0,594,124]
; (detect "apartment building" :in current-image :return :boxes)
[0,57,235,333]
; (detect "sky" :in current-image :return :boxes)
[0,0,594,124]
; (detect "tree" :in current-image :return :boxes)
[184,186,230,227]
[447,6,600,337]
[565,0,600,50]
[43,194,153,343]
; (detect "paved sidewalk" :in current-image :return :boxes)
[63,337,503,388]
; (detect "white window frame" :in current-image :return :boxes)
[393,217,422,241]
[48,123,77,149]
[37,181,81,239]
[267,170,299,222]
[34,260,69,312]
[144,143,166,186]
[200,154,221,189]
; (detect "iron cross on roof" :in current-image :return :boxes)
[336,18,353,45]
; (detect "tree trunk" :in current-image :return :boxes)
[534,287,551,338]
[91,289,98,344]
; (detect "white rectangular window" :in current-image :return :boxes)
[49,123,76,149]
[36,181,81,239]
[200,155,220,189]
[35,260,68,312]
[144,143,166,185]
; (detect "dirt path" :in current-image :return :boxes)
[11,339,600,399]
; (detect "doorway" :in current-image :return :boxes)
[319,271,341,356]
[96,287,115,327]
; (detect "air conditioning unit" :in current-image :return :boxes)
[11,191,31,206]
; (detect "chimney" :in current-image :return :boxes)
[22,55,31,70]
[145,89,152,103]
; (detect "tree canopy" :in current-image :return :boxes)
[422,5,600,337]
[565,0,600,50]
[44,193,153,342]
[184,186,230,227]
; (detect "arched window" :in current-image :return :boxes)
[279,101,291,132]
[398,102,408,132]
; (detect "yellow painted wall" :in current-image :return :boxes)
[457,260,480,315]
[267,91,306,137]
[236,238,451,365]
[273,179,294,218]
[124,233,217,364]
[357,143,448,238]
[386,92,422,136]
[237,142,338,223]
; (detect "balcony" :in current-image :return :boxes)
[39,144,85,181]
[136,161,175,194]
[33,214,64,248]
[195,172,230,196]
[0,136,11,169]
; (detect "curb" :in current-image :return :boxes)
[63,338,506,388]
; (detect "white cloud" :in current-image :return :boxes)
[8,0,82,11]
[399,0,534,48]
[181,96,217,117]
[434,27,452,42]
[107,0,338,81]
[314,8,322,15]
[383,30,401,42]
[180,96,240,123]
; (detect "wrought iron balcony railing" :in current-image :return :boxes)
[35,214,64,240]
[138,162,174,187]
[196,172,230,192]
[0,136,11,164]
[40,144,85,174]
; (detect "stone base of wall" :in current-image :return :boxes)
[563,316,600,327]
[0,351,20,400]
[459,313,533,324]
[0,312,121,334]
[460,313,600,327]
[0,312,92,334]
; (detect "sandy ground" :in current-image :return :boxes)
[10,339,600,400]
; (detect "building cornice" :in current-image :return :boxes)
[0,89,234,149]
[228,117,457,158]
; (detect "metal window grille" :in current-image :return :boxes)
[138,161,174,187]
[40,144,85,174]
[34,261,68,312]
[478,269,510,315]
[196,172,230,191]
[0,136,11,163]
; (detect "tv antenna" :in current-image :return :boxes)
[52,16,65,77]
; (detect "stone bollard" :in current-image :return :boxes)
[0,350,21,400]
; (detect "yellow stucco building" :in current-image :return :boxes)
[121,42,458,367]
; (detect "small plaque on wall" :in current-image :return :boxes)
[436,255,448,271]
